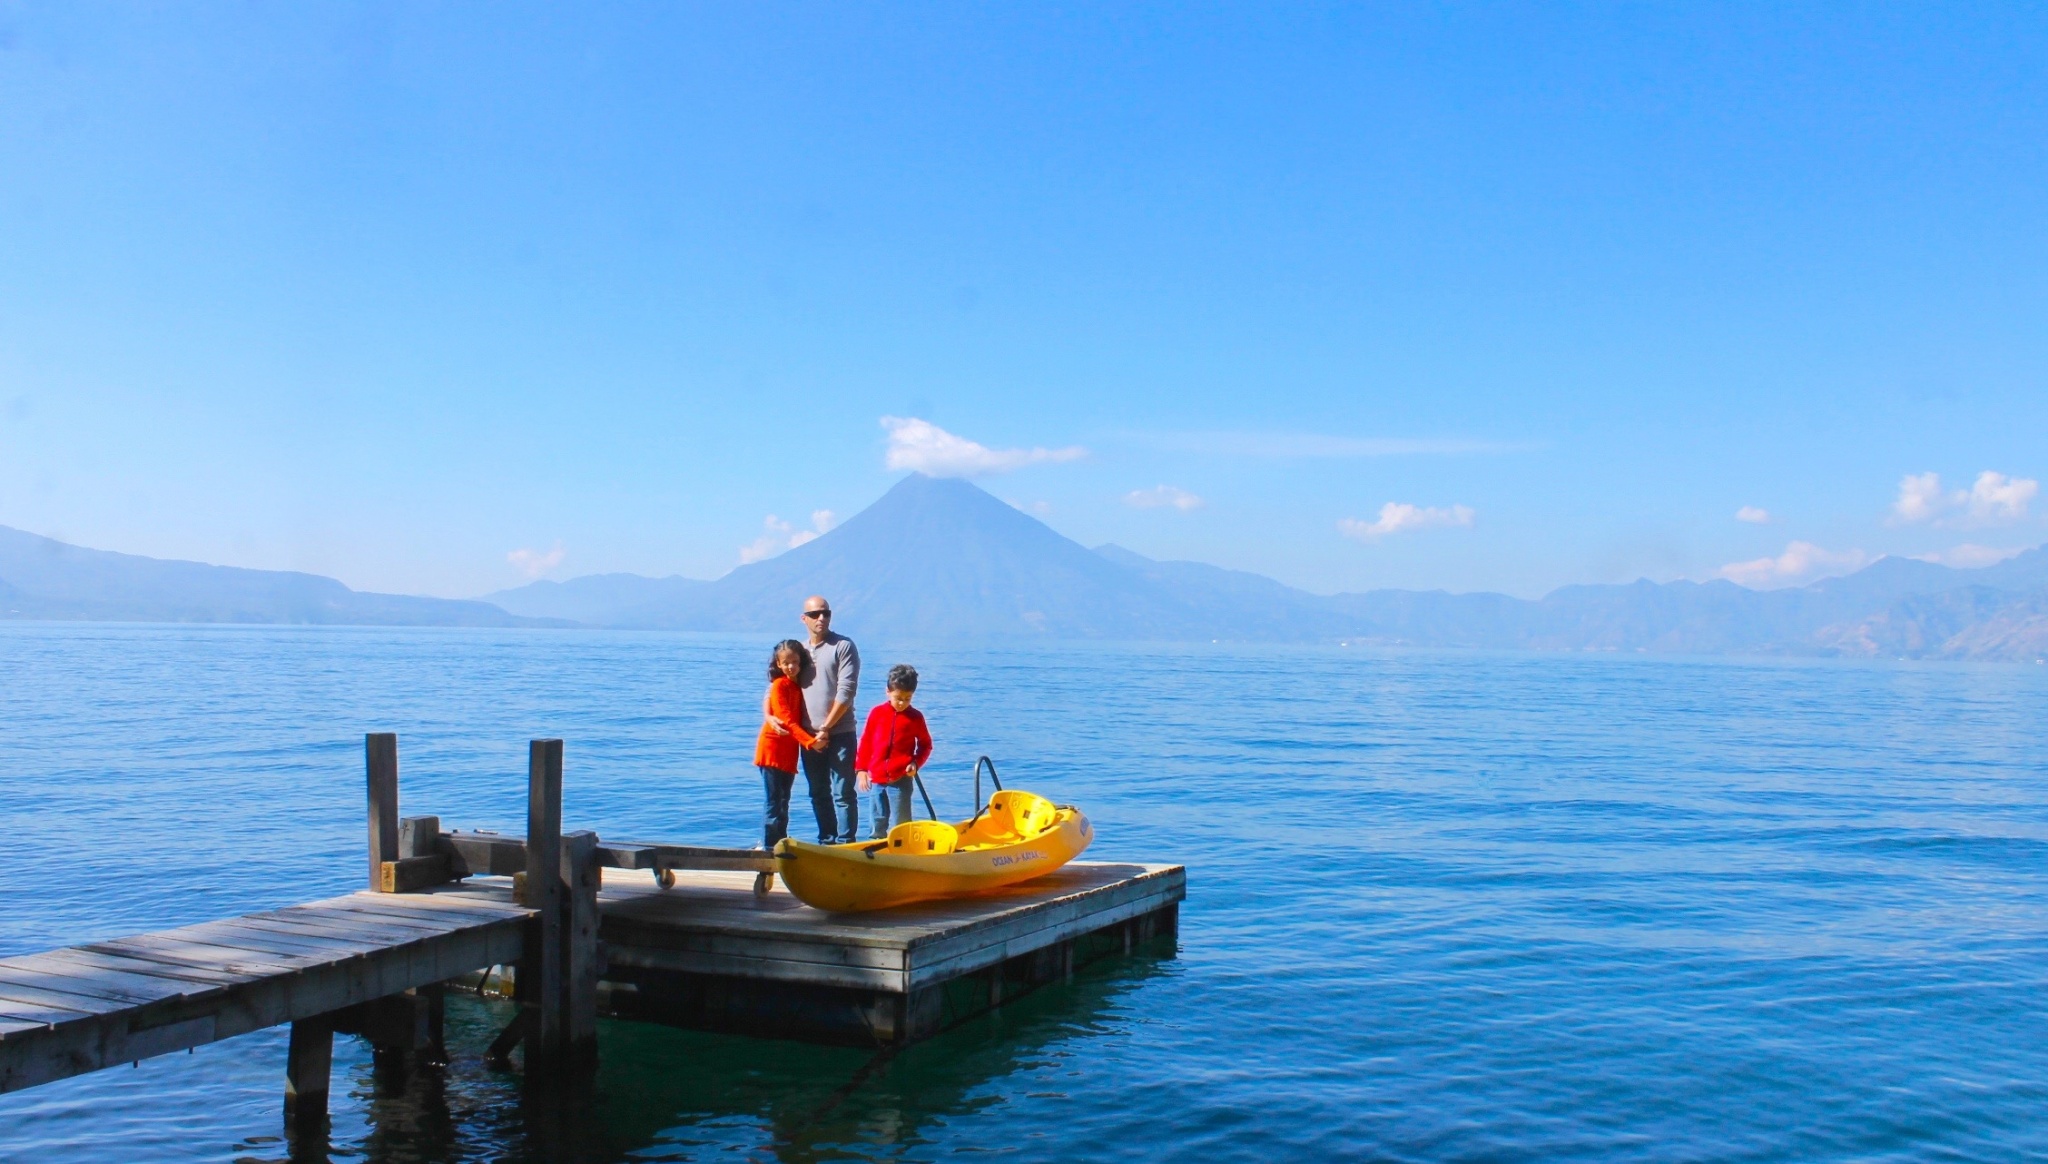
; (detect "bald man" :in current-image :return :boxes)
[796,595,861,844]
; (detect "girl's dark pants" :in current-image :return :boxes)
[760,764,797,848]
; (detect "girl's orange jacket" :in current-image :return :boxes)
[753,675,818,773]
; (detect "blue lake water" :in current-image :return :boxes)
[2,623,2046,1162]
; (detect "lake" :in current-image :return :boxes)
[2,623,2045,1162]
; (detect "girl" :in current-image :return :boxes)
[754,639,817,849]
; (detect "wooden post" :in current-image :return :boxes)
[524,739,565,1071]
[560,830,599,1068]
[283,1019,333,1128]
[366,734,399,892]
[399,815,440,858]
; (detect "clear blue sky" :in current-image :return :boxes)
[2,3,2044,598]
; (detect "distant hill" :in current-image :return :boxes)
[483,573,710,624]
[10,478,2045,658]
[484,473,2048,659]
[0,525,555,627]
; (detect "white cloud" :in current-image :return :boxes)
[506,544,566,578]
[1966,471,2038,523]
[1718,541,1869,588]
[1123,485,1206,512]
[739,510,835,564]
[1892,470,2039,527]
[1338,502,1476,542]
[1736,506,1771,524]
[1911,544,2028,569]
[1005,498,1054,517]
[881,416,1086,477]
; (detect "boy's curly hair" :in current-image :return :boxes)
[886,663,919,693]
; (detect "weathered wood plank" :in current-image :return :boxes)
[562,830,599,1057]
[598,917,908,972]
[602,944,909,992]
[380,855,454,893]
[0,916,525,1095]
[259,904,469,938]
[905,868,1185,963]
[324,890,529,922]
[366,732,399,891]
[908,892,1181,989]
[399,815,440,859]
[32,947,259,989]
[0,1000,97,1032]
[84,938,316,980]
[0,981,127,1019]
[0,959,223,1008]
[526,738,565,1066]
[598,842,777,873]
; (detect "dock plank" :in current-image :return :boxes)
[32,948,260,989]
[86,937,317,979]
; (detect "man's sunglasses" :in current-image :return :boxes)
[804,610,831,619]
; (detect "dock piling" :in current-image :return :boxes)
[283,1018,333,1129]
[561,830,600,1066]
[521,739,566,1073]
[366,733,400,891]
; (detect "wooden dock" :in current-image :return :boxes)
[0,885,530,1101]
[0,733,1184,1134]
[453,859,1183,1045]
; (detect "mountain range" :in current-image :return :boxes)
[0,524,555,627]
[6,474,2046,659]
[484,475,2048,660]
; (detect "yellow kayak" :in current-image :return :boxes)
[773,789,1092,912]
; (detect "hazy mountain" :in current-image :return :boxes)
[484,573,710,624]
[13,475,2040,658]
[486,474,2045,658]
[512,474,1197,640]
[0,524,554,627]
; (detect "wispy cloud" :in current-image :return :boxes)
[882,417,1086,477]
[506,544,566,578]
[1892,470,2039,527]
[1123,485,1206,512]
[1718,541,1868,588]
[1338,502,1476,542]
[740,510,836,564]
[1911,544,2028,569]
[1143,431,1525,458]
[1735,506,1771,524]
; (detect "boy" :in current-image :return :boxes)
[855,664,934,838]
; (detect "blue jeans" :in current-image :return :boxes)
[800,733,859,844]
[870,778,913,839]
[760,765,796,849]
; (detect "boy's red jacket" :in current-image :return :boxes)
[856,702,932,785]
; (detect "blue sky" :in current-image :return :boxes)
[1,3,2044,599]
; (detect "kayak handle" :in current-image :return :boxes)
[968,755,1004,829]
[912,770,939,821]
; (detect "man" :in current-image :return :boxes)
[796,595,861,844]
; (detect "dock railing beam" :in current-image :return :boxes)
[523,738,566,1072]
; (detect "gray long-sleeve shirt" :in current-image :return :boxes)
[800,631,860,738]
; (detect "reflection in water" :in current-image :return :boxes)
[253,939,1175,1163]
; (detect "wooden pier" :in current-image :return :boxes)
[0,733,1184,1133]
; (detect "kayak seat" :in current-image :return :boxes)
[984,790,1059,842]
[887,819,960,856]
